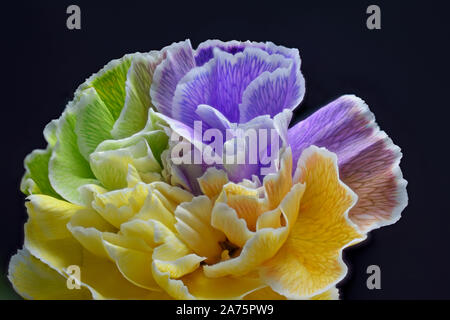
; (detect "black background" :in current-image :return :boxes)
[1,0,449,299]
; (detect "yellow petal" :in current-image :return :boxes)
[262,147,293,210]
[92,183,149,228]
[211,201,254,248]
[78,184,107,208]
[152,265,263,300]
[243,286,286,300]
[119,219,157,247]
[181,269,264,300]
[204,184,304,278]
[151,220,205,278]
[133,191,176,230]
[80,249,170,300]
[126,163,143,188]
[311,287,340,300]
[151,262,194,300]
[226,194,263,231]
[154,254,204,279]
[243,286,340,300]
[24,196,84,271]
[103,239,160,291]
[260,146,365,299]
[26,195,83,239]
[67,208,117,259]
[175,196,226,263]
[8,249,92,300]
[197,167,228,200]
[148,181,193,212]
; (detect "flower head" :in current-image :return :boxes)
[9,40,407,300]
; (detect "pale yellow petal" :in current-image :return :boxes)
[119,219,157,247]
[154,254,204,279]
[148,181,193,212]
[151,262,194,300]
[175,196,226,263]
[133,191,176,230]
[26,195,84,239]
[181,269,264,300]
[8,249,92,300]
[152,265,263,300]
[24,196,84,271]
[103,240,160,291]
[92,183,149,228]
[150,220,204,279]
[80,249,170,300]
[126,163,142,188]
[67,208,117,258]
[78,184,107,208]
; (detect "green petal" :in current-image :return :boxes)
[75,88,115,160]
[90,139,162,190]
[111,52,162,139]
[49,109,99,205]
[43,120,59,147]
[96,129,168,167]
[21,148,61,198]
[89,55,133,121]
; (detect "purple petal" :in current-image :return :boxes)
[196,104,232,133]
[172,47,292,125]
[195,40,264,66]
[288,95,408,231]
[238,42,305,123]
[238,66,304,122]
[150,40,196,117]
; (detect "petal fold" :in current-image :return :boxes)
[288,95,407,231]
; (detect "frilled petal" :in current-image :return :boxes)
[48,53,151,205]
[174,196,226,263]
[194,40,262,66]
[111,52,163,139]
[172,47,292,125]
[24,195,84,271]
[21,148,60,198]
[8,249,92,300]
[311,287,340,300]
[67,206,117,259]
[88,54,133,120]
[79,249,170,300]
[90,139,161,190]
[205,183,304,278]
[260,146,365,298]
[194,40,304,123]
[244,284,339,300]
[152,266,263,300]
[74,88,115,160]
[288,95,408,231]
[92,183,150,228]
[197,167,229,200]
[102,238,160,291]
[150,40,196,117]
[49,108,100,205]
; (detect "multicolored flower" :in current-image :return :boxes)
[9,40,407,300]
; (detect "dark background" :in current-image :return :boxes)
[1,0,449,299]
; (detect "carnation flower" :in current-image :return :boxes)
[9,40,407,300]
